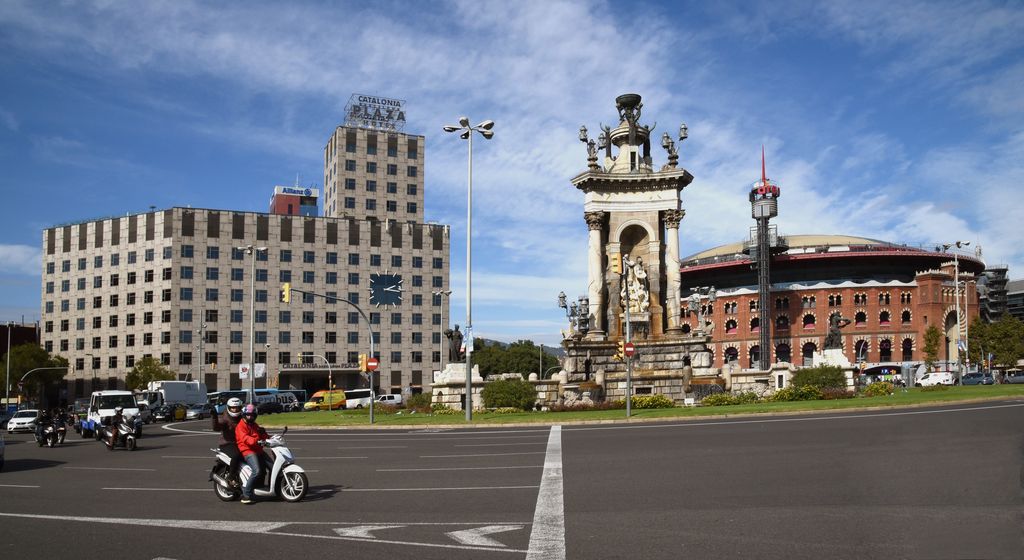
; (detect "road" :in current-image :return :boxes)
[1,401,1022,559]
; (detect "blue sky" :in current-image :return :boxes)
[0,1,1021,346]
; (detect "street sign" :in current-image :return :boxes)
[366,357,380,371]
[624,342,636,357]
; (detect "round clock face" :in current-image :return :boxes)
[369,272,403,308]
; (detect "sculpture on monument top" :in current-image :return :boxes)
[620,256,650,313]
[444,325,465,363]
[823,314,852,350]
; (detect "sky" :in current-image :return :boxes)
[0,0,1021,347]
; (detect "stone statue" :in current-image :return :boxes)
[823,314,852,350]
[620,256,650,313]
[444,325,465,362]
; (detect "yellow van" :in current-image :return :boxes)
[303,390,346,411]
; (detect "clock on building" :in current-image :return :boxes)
[369,271,403,309]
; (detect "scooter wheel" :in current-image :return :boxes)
[214,480,239,502]
[278,471,308,502]
[37,438,44,447]
[127,438,137,451]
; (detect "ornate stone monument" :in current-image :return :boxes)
[561,94,719,403]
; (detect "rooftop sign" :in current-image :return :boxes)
[344,93,407,131]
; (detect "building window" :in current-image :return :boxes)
[775,316,789,330]
[802,314,815,329]
[879,311,891,325]
[901,310,911,324]
[855,311,867,326]
[407,166,417,177]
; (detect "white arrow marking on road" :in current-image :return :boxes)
[446,525,523,547]
[332,525,405,538]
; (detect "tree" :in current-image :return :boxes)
[923,325,942,370]
[970,316,1024,369]
[124,356,175,391]
[0,343,68,403]
[471,339,559,376]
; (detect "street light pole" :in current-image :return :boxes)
[443,116,494,421]
[4,321,12,413]
[197,322,207,383]
[238,245,267,403]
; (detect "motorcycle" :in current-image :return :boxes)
[35,422,59,448]
[102,415,140,451]
[210,427,308,503]
[54,417,67,445]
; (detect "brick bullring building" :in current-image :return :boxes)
[679,235,985,370]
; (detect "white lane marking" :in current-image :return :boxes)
[104,488,209,492]
[421,452,546,458]
[526,425,565,560]
[0,484,39,488]
[343,485,538,492]
[566,401,1024,432]
[334,445,408,449]
[447,525,523,547]
[378,465,542,472]
[333,525,404,538]
[455,442,546,447]
[65,466,156,472]
[0,512,528,553]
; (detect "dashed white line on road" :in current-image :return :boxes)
[0,484,39,488]
[526,425,565,560]
[103,488,208,492]
[455,442,546,447]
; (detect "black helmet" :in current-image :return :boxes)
[242,403,258,422]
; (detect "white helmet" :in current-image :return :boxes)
[226,397,244,418]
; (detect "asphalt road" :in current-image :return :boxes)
[1,401,1022,559]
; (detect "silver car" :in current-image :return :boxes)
[6,409,39,434]
[185,403,212,420]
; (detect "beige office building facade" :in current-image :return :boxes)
[41,208,450,400]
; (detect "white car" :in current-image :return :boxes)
[915,371,955,387]
[7,409,39,433]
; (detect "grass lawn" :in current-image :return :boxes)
[257,384,1024,428]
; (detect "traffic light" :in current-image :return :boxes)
[358,353,368,372]
[610,253,621,274]
[279,282,291,303]
[614,340,625,361]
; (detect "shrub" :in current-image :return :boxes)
[630,394,675,409]
[791,365,847,389]
[771,385,822,402]
[431,402,452,412]
[863,382,895,397]
[821,387,855,400]
[734,391,762,404]
[491,407,522,414]
[548,400,625,412]
[433,406,460,415]
[701,393,738,406]
[481,378,538,411]
[406,393,432,411]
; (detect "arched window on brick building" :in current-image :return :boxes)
[750,317,760,332]
[802,314,815,329]
[776,343,791,363]
[855,311,867,326]
[776,316,789,330]
[724,347,739,365]
[902,338,913,361]
[879,311,891,325]
[749,345,760,369]
[802,342,817,366]
[855,339,869,362]
[879,339,892,362]
[901,310,911,324]
[725,319,738,334]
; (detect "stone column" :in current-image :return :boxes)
[584,211,606,337]
[663,209,685,334]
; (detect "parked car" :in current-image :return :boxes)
[256,401,284,415]
[1004,371,1024,384]
[153,403,187,422]
[7,409,39,434]
[961,372,995,386]
[376,394,404,407]
[185,403,213,420]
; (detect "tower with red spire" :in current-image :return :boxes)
[747,147,783,370]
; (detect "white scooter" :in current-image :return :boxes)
[210,427,308,503]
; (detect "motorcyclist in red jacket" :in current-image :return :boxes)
[234,404,268,504]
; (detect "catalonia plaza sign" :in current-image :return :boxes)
[344,93,407,131]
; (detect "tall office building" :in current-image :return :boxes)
[41,95,452,401]
[322,95,424,221]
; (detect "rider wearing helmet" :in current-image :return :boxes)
[235,403,269,504]
[107,406,124,448]
[211,397,245,486]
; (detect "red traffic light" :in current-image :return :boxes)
[366,357,380,371]
[624,342,636,357]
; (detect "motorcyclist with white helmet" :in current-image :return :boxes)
[210,397,244,486]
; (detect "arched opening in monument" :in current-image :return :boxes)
[618,224,650,259]
[943,311,958,363]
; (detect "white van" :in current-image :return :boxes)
[376,394,404,407]
[915,371,955,387]
[344,389,373,409]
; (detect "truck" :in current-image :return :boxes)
[137,381,208,409]
[81,390,139,439]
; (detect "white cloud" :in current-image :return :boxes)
[0,244,41,276]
